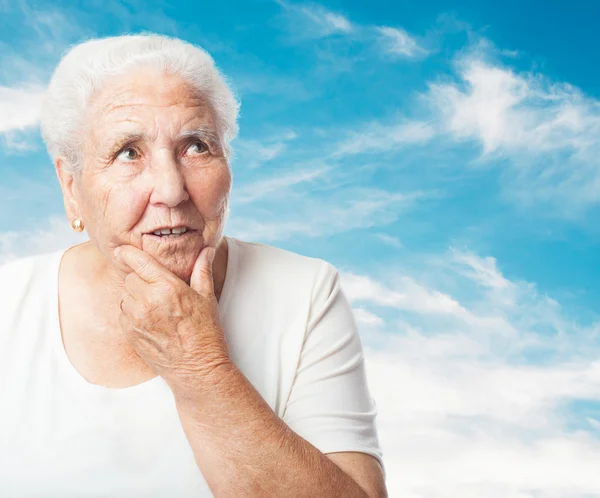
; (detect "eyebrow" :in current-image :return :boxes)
[178,127,222,149]
[105,126,222,156]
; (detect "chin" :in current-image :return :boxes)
[159,255,196,281]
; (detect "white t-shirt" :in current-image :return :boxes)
[0,235,384,497]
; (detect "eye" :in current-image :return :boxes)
[186,141,209,156]
[116,147,139,162]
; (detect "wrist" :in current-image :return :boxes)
[170,354,234,404]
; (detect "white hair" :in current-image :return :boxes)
[40,33,240,176]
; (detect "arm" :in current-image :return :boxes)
[172,260,386,497]
[113,245,385,496]
[327,452,388,498]
[172,362,380,497]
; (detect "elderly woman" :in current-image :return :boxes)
[0,34,386,497]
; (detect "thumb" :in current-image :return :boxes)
[190,245,216,294]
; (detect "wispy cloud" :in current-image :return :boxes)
[427,57,596,155]
[293,3,353,37]
[228,187,425,242]
[274,0,428,60]
[274,0,354,40]
[0,85,45,134]
[424,44,600,216]
[367,337,600,497]
[332,119,435,157]
[0,2,88,142]
[376,26,430,59]
[233,163,333,204]
[373,233,403,249]
[230,70,313,100]
[449,248,513,290]
[329,37,600,217]
[0,2,90,86]
[340,247,600,497]
[342,270,471,318]
[233,131,298,169]
[0,215,89,265]
[353,307,384,327]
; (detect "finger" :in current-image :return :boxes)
[114,245,171,284]
[119,293,135,316]
[118,311,162,354]
[124,271,151,301]
[190,245,216,295]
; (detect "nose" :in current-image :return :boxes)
[148,151,190,207]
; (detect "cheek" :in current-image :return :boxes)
[188,168,231,215]
[102,180,150,228]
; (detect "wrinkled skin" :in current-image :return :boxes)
[54,66,233,385]
[59,65,231,284]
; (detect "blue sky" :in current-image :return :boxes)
[2,0,600,496]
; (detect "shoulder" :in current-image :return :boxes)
[228,236,338,293]
[0,251,60,308]
[0,251,56,277]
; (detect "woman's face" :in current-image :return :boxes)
[61,66,232,282]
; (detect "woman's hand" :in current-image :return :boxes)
[112,244,230,394]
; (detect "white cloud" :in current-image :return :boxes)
[426,51,600,216]
[275,0,353,39]
[233,131,298,169]
[299,4,353,36]
[339,248,600,497]
[376,26,429,58]
[233,164,333,204]
[449,248,512,290]
[366,338,600,497]
[332,120,435,157]
[0,216,89,265]
[0,85,45,133]
[446,248,518,310]
[228,187,425,242]
[341,270,471,318]
[0,3,90,142]
[275,1,427,61]
[352,307,384,327]
[373,233,403,249]
[0,129,40,153]
[231,70,312,100]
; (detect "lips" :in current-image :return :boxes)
[145,231,196,241]
[144,226,196,236]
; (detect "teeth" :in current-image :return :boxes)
[152,227,189,236]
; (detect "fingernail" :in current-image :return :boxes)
[114,247,121,258]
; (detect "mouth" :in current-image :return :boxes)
[144,226,197,239]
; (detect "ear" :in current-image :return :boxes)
[54,157,80,221]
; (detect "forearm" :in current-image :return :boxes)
[172,361,370,498]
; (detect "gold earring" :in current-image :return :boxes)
[71,218,84,232]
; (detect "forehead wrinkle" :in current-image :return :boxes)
[108,131,148,146]
[98,101,215,137]
[91,92,219,151]
[97,85,207,113]
[88,70,210,118]
[103,100,207,114]
[99,117,153,149]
